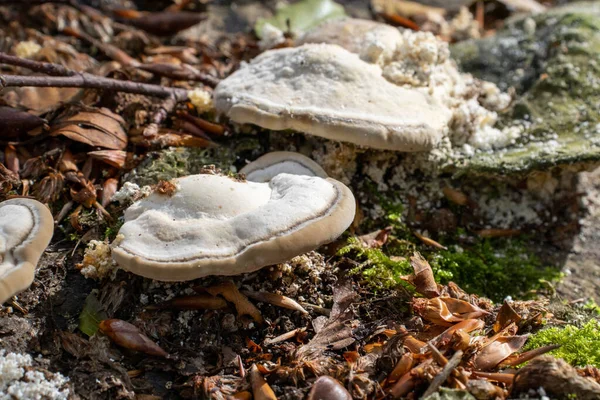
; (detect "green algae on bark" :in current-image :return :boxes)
[451,2,600,175]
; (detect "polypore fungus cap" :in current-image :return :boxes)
[214,44,451,151]
[111,173,355,281]
[297,18,402,65]
[0,198,54,304]
[240,151,327,182]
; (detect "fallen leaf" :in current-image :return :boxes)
[473,335,528,371]
[205,281,264,324]
[113,9,206,36]
[99,318,169,358]
[408,252,440,298]
[493,301,522,333]
[413,297,489,326]
[242,290,308,314]
[0,106,46,138]
[249,364,277,400]
[79,292,108,337]
[88,150,128,169]
[51,108,127,150]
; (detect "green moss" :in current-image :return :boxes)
[338,236,413,292]
[103,218,124,241]
[524,319,600,367]
[428,236,562,301]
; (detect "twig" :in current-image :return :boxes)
[0,52,189,100]
[0,53,74,77]
[0,74,189,101]
[422,350,463,398]
[143,95,178,138]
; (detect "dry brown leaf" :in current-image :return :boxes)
[409,252,440,298]
[0,106,46,138]
[493,301,522,333]
[99,318,169,358]
[51,108,127,150]
[3,86,82,115]
[242,290,308,314]
[113,9,206,36]
[205,281,264,324]
[249,364,277,400]
[472,335,528,371]
[413,231,447,250]
[88,150,128,169]
[413,297,489,326]
[442,186,469,206]
[434,319,485,347]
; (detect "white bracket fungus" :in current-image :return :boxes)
[213,43,451,152]
[111,173,355,281]
[0,198,54,304]
[240,151,327,182]
[297,18,402,65]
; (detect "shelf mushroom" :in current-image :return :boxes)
[0,198,54,304]
[213,43,451,152]
[297,18,402,65]
[240,151,327,182]
[111,172,355,281]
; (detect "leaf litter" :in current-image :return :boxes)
[0,0,598,399]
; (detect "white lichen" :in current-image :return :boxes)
[0,351,69,400]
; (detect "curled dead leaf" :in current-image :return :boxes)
[99,318,169,358]
[473,335,528,371]
[249,364,277,400]
[413,297,489,326]
[51,108,127,150]
[408,252,440,298]
[493,301,522,333]
[88,150,128,169]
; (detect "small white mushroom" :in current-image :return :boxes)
[111,173,355,281]
[297,18,402,65]
[0,198,54,304]
[240,152,327,182]
[214,44,451,152]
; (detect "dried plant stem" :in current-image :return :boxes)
[0,73,189,101]
[143,94,178,138]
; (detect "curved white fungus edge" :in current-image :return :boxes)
[0,198,54,304]
[111,173,355,281]
[240,151,328,182]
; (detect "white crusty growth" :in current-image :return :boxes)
[111,173,355,281]
[240,152,327,182]
[0,198,54,304]
[214,44,452,152]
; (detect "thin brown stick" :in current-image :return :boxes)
[0,74,189,101]
[422,350,463,398]
[143,95,178,138]
[0,52,75,76]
